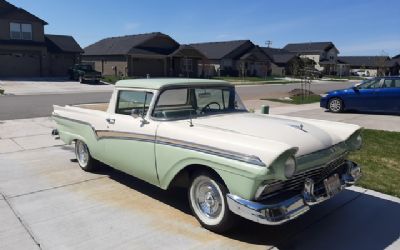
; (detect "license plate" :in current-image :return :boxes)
[324,174,342,196]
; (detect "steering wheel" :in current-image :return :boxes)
[201,102,221,113]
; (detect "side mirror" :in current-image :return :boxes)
[352,86,359,92]
[130,108,141,118]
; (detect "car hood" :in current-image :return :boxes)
[156,112,360,166]
[192,113,342,156]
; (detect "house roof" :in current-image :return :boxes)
[338,56,390,67]
[283,42,336,53]
[0,0,48,24]
[115,78,230,90]
[190,40,251,60]
[261,47,297,64]
[387,57,400,67]
[84,32,177,56]
[45,34,83,53]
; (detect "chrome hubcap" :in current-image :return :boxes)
[76,141,89,167]
[194,181,222,218]
[329,99,341,112]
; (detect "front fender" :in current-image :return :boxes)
[156,144,269,200]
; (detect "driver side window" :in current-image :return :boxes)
[116,90,153,116]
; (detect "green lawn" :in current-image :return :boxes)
[0,88,4,95]
[102,75,137,84]
[323,75,365,80]
[349,129,400,198]
[263,95,321,104]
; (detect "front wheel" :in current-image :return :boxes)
[188,172,236,233]
[328,98,344,113]
[74,140,98,171]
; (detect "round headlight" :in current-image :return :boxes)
[354,134,362,149]
[284,157,296,178]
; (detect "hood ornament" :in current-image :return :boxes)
[289,123,308,133]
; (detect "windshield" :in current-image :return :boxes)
[78,65,93,71]
[153,86,247,120]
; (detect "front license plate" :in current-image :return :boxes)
[324,174,341,196]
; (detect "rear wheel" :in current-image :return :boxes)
[188,172,236,233]
[328,98,344,113]
[74,140,97,171]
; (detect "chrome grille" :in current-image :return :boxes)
[259,157,347,199]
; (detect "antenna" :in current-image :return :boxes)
[265,40,272,48]
[189,110,194,127]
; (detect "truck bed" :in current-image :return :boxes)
[74,103,109,112]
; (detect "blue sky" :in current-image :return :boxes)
[10,0,400,56]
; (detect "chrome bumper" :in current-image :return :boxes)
[226,160,361,225]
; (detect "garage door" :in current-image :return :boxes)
[131,58,165,77]
[0,52,41,77]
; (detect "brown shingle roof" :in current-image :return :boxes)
[190,40,251,60]
[83,32,178,56]
[45,34,83,53]
[0,0,48,24]
[283,42,335,53]
[338,56,390,67]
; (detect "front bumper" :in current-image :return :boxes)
[83,75,101,81]
[226,160,361,225]
[320,97,328,108]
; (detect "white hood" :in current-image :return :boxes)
[156,112,360,166]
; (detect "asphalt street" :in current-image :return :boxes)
[0,81,354,120]
[0,92,112,120]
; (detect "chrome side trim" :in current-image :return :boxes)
[52,115,265,167]
[156,136,265,167]
[52,114,98,140]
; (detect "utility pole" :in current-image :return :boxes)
[265,40,272,48]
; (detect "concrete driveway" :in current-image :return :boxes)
[0,78,114,95]
[0,118,399,250]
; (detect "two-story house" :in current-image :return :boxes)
[0,0,82,77]
[283,42,339,75]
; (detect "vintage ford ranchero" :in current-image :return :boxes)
[52,78,362,232]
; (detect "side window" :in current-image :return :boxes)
[394,79,400,88]
[195,88,226,110]
[116,90,153,116]
[382,79,394,88]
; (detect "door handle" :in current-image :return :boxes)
[106,118,115,124]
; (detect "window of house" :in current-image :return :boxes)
[10,22,32,40]
[182,58,193,72]
[115,90,153,116]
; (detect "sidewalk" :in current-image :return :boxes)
[0,79,114,96]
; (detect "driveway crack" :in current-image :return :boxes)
[9,176,108,199]
[1,193,42,249]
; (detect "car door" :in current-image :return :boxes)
[101,89,160,186]
[346,78,382,111]
[376,78,400,112]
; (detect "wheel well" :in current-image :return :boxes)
[168,164,227,190]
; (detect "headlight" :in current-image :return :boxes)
[320,93,328,98]
[347,132,363,150]
[284,157,296,178]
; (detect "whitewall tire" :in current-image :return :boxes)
[188,172,236,233]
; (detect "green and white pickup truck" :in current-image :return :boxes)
[52,78,362,232]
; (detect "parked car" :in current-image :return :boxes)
[68,64,102,83]
[52,78,362,232]
[320,76,400,113]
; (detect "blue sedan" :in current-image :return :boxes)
[320,76,400,113]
